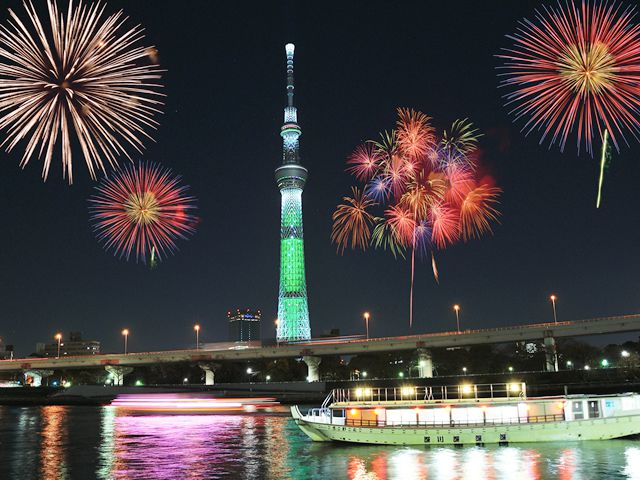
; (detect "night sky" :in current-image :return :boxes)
[0,1,638,355]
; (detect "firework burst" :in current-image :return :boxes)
[332,108,502,327]
[331,187,377,253]
[89,162,197,263]
[0,0,164,183]
[498,0,640,155]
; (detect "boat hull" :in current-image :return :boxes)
[291,407,640,445]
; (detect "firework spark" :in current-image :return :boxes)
[0,0,164,183]
[89,162,197,263]
[498,0,640,155]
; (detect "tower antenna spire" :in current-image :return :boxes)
[285,43,295,107]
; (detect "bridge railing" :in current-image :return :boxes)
[332,382,527,404]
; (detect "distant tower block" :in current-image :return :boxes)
[275,43,311,342]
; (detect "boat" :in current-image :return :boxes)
[291,382,640,445]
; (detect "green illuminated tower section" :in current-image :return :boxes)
[276,43,311,341]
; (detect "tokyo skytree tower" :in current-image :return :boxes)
[275,44,311,341]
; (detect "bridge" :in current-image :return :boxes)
[2,313,639,386]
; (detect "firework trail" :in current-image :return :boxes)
[596,129,610,208]
[0,0,164,183]
[332,108,502,327]
[89,162,197,263]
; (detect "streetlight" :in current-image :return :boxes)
[266,375,271,382]
[508,366,514,372]
[398,372,404,378]
[584,365,591,371]
[621,350,630,358]
[122,329,129,354]
[462,366,467,375]
[362,371,368,378]
[246,367,253,375]
[566,360,573,368]
[601,359,609,368]
[363,312,370,340]
[550,295,558,324]
[453,305,461,333]
[54,333,62,358]
[194,324,200,350]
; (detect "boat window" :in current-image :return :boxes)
[572,401,584,420]
[587,400,600,419]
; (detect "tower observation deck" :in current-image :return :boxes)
[275,43,311,342]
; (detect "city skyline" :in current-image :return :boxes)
[0,0,639,355]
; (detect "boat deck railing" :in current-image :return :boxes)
[344,413,565,428]
[331,382,527,405]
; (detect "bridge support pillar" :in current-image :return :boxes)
[198,363,220,385]
[303,356,321,382]
[105,366,133,386]
[543,331,558,372]
[23,369,53,387]
[417,348,434,378]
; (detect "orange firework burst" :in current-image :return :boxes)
[331,187,378,253]
[460,183,502,241]
[0,0,163,183]
[396,108,435,160]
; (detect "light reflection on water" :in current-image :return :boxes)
[0,405,639,479]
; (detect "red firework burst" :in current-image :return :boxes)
[89,162,197,263]
[498,0,640,155]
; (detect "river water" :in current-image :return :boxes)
[1,405,639,479]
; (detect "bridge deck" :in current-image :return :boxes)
[1,314,639,372]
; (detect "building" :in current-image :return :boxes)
[0,344,14,360]
[228,309,261,342]
[275,43,311,342]
[36,331,100,357]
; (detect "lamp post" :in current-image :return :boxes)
[122,329,129,354]
[55,333,62,358]
[550,295,558,324]
[363,312,370,340]
[194,324,200,350]
[453,305,461,333]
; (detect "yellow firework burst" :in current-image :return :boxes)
[559,42,615,95]
[125,191,160,225]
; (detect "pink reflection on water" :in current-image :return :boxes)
[110,412,246,479]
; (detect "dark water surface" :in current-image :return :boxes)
[1,406,639,479]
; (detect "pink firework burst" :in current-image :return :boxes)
[346,143,380,182]
[89,162,197,263]
[498,0,640,155]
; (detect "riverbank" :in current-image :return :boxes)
[2,370,640,406]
